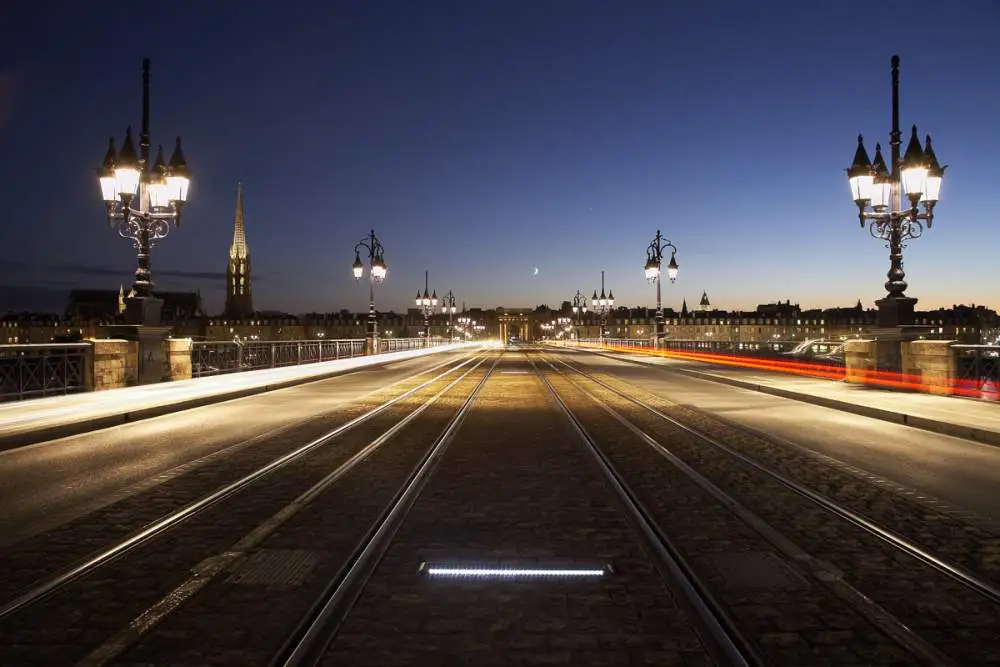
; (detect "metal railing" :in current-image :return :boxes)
[0,343,90,402]
[191,337,454,378]
[191,339,366,378]
[953,345,1000,395]
[378,337,445,353]
[566,338,804,357]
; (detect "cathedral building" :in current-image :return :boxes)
[225,182,254,317]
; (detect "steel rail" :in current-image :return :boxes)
[77,353,493,667]
[0,351,484,620]
[543,353,956,666]
[272,354,499,667]
[553,355,1000,608]
[528,355,760,667]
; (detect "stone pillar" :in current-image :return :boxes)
[901,340,958,396]
[166,338,193,381]
[104,324,171,385]
[843,339,876,384]
[90,339,139,391]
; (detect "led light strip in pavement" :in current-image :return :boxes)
[419,562,612,578]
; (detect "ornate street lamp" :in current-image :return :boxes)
[570,290,588,339]
[644,229,679,346]
[440,290,457,341]
[97,59,190,327]
[415,270,438,343]
[353,229,387,354]
[590,270,614,343]
[846,55,945,328]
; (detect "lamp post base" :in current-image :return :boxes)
[124,296,164,327]
[875,296,917,328]
[868,324,935,375]
[104,324,172,386]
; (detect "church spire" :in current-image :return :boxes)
[230,181,249,259]
[225,182,253,317]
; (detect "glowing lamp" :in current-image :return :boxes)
[869,144,892,209]
[371,255,386,280]
[644,257,659,281]
[97,137,119,202]
[921,135,945,204]
[666,253,679,282]
[114,126,141,197]
[900,125,927,198]
[167,137,191,203]
[847,134,874,204]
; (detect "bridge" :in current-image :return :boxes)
[0,338,998,665]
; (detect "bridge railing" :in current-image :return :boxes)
[0,343,91,402]
[192,337,454,378]
[378,337,445,353]
[192,339,366,378]
[564,337,805,358]
[953,345,1000,395]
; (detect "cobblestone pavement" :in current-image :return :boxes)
[544,350,1000,665]
[0,353,487,665]
[322,353,714,667]
[104,358,495,666]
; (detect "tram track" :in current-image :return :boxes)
[0,350,493,665]
[539,349,1000,665]
[528,354,762,667]
[270,354,500,666]
[271,351,737,667]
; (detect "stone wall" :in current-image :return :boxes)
[902,340,958,396]
[90,339,139,390]
[166,338,193,381]
[843,339,876,384]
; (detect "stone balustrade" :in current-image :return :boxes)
[844,338,959,395]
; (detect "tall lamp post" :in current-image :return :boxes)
[570,290,588,340]
[440,290,457,341]
[644,230,679,346]
[846,55,944,331]
[415,270,438,344]
[352,229,388,355]
[97,58,191,328]
[590,270,615,344]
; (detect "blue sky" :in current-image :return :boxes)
[1,0,998,315]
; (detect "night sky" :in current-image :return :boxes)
[1,1,998,316]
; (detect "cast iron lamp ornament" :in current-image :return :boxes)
[644,229,679,344]
[415,270,438,341]
[353,229,387,351]
[846,55,945,327]
[570,289,589,338]
[97,59,191,305]
[591,270,614,343]
[440,290,457,341]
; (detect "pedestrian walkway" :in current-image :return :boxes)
[0,344,470,450]
[574,345,1000,447]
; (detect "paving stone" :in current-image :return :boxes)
[322,355,714,666]
[0,363,479,665]
[566,354,1000,665]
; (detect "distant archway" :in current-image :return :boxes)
[498,314,531,343]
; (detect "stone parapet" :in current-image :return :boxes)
[843,339,876,384]
[902,340,958,396]
[90,339,139,391]
[166,338,193,381]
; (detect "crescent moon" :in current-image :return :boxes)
[533,267,539,275]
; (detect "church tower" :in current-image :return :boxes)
[225,182,253,317]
